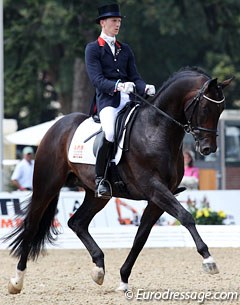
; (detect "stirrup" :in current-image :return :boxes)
[95,178,112,199]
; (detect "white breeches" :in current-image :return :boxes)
[99,92,130,142]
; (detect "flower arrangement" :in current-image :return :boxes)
[186,196,227,225]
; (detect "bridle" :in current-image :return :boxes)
[183,79,225,136]
[133,78,225,138]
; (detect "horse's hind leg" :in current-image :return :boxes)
[117,202,164,291]
[8,155,67,294]
[8,156,64,294]
[67,189,109,285]
[7,193,60,294]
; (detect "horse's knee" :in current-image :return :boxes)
[179,210,195,227]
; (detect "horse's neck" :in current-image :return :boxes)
[151,90,186,125]
[136,90,186,150]
[156,75,205,124]
[139,101,185,142]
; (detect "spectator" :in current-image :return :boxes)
[180,150,199,190]
[11,146,35,191]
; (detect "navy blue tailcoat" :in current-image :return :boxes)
[85,37,146,114]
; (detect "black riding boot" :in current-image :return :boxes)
[95,138,113,199]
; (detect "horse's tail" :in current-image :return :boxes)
[3,194,60,260]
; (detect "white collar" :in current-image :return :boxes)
[100,32,116,46]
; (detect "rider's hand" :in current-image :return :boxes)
[117,82,135,94]
[145,84,156,96]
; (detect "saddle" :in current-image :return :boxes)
[92,102,139,156]
[114,102,139,155]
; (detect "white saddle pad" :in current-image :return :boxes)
[68,106,138,165]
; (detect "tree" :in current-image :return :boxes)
[4,0,240,130]
[119,0,240,106]
[4,0,99,128]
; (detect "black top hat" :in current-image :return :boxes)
[96,4,124,24]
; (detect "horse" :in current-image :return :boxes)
[4,67,232,294]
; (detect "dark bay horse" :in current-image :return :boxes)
[5,67,232,294]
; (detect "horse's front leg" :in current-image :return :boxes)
[117,202,164,292]
[152,187,219,275]
[67,189,109,285]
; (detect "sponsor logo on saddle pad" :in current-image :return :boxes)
[68,116,128,165]
[68,118,99,164]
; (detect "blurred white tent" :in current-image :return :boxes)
[5,117,63,146]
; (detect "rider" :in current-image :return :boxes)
[85,3,156,199]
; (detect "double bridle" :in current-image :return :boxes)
[133,79,225,137]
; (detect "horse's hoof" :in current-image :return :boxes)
[8,280,22,294]
[91,266,104,285]
[8,269,26,294]
[202,256,219,275]
[115,281,128,292]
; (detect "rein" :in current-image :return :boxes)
[132,92,187,130]
[132,79,225,135]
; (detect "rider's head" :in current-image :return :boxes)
[96,4,124,37]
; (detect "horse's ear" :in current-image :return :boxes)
[207,78,218,90]
[220,77,234,89]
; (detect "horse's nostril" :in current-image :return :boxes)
[202,147,211,155]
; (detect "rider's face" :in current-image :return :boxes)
[100,17,121,37]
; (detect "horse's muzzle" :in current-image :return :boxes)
[196,139,217,156]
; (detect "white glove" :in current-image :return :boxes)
[117,82,135,94]
[145,84,156,96]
